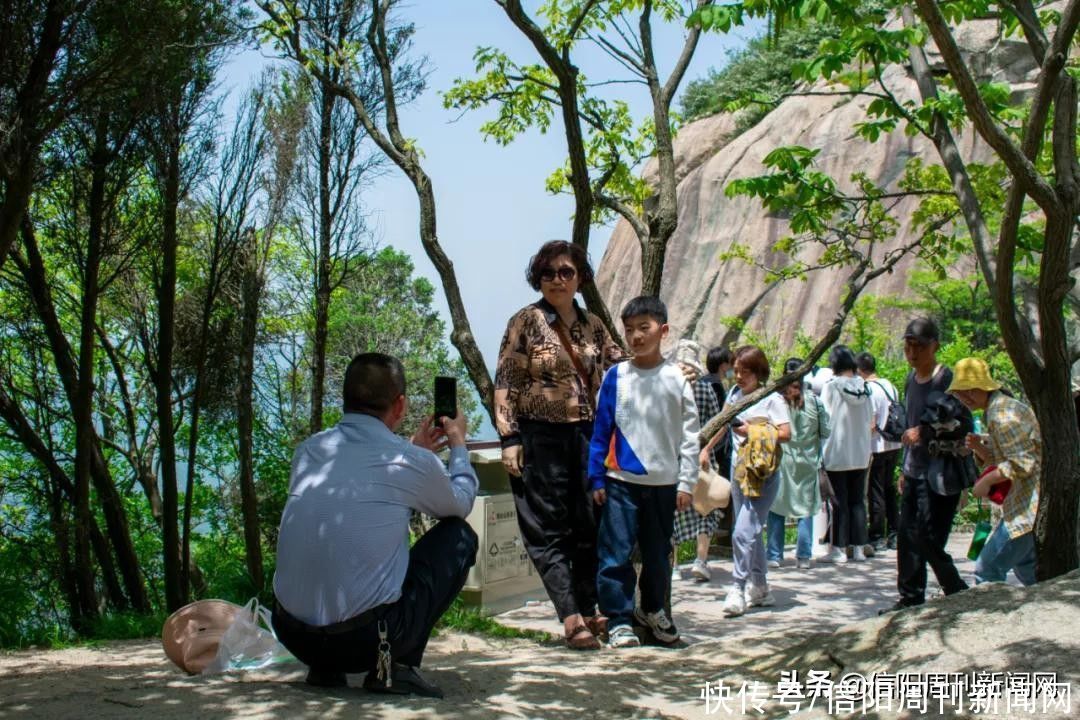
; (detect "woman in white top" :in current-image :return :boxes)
[700,346,790,617]
[819,345,874,563]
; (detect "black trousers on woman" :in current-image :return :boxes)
[827,467,869,548]
[511,418,598,621]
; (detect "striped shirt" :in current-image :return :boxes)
[984,392,1041,539]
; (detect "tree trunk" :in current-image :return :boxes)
[310,85,334,435]
[237,237,265,591]
[158,142,184,610]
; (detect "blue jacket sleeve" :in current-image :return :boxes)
[588,365,620,490]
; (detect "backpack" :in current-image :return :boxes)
[872,379,906,443]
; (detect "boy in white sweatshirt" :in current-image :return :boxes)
[588,296,700,648]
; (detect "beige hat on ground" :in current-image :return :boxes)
[947,357,1001,393]
[162,599,241,674]
[693,467,731,515]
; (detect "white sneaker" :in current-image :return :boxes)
[607,624,641,648]
[633,607,680,643]
[690,559,711,582]
[819,547,848,564]
[722,585,746,617]
[797,558,812,570]
[745,582,775,608]
[767,559,781,569]
[852,545,867,562]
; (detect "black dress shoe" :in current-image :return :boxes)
[305,668,347,688]
[877,600,922,616]
[363,662,444,699]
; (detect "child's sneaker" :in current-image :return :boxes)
[767,559,781,569]
[745,582,775,608]
[607,624,641,648]
[797,557,812,570]
[852,545,867,562]
[633,607,680,643]
[722,585,746,617]
[690,559,711,582]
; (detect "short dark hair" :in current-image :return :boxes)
[829,345,858,373]
[856,351,876,373]
[784,357,804,376]
[706,346,733,374]
[526,240,595,291]
[903,317,940,345]
[342,352,406,416]
[620,295,667,324]
[734,345,770,382]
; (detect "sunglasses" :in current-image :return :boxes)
[539,266,577,283]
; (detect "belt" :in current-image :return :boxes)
[274,600,386,636]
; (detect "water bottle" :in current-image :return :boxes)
[973,415,983,435]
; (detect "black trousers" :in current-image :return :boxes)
[867,449,901,542]
[897,475,968,604]
[827,468,868,548]
[511,418,598,621]
[272,517,477,672]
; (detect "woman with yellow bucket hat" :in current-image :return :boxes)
[949,358,1041,585]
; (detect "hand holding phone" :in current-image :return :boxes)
[433,376,458,428]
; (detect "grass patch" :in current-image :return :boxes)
[85,610,169,644]
[434,596,552,642]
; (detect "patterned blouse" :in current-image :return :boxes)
[494,299,625,446]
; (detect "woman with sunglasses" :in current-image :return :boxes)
[494,240,624,650]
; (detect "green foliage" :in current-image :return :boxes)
[434,597,552,642]
[680,20,840,126]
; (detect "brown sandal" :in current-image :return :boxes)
[564,624,601,650]
[584,615,609,642]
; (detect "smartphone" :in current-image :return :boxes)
[433,376,457,427]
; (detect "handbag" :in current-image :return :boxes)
[967,499,992,561]
[693,466,731,515]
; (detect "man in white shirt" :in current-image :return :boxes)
[272,353,478,697]
[857,352,902,551]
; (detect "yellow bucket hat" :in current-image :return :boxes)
[947,357,1001,393]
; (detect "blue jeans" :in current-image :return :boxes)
[766,512,813,562]
[974,522,1036,586]
[596,479,677,628]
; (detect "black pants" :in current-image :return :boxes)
[897,475,968,604]
[828,468,868,548]
[867,449,901,542]
[271,517,477,672]
[511,418,598,621]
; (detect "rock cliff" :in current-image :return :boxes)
[595,17,1039,351]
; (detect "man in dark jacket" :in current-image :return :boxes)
[880,319,972,614]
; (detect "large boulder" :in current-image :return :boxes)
[595,17,1038,350]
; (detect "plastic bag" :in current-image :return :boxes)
[202,598,294,674]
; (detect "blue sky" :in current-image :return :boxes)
[223,2,762,426]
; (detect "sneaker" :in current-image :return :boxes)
[861,544,875,558]
[796,558,812,570]
[767,559,781,569]
[877,599,922,616]
[690,558,712,582]
[722,585,746,617]
[745,582,775,608]
[871,538,887,552]
[607,624,641,648]
[886,534,898,550]
[852,546,867,562]
[819,547,848,564]
[633,607,680,643]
